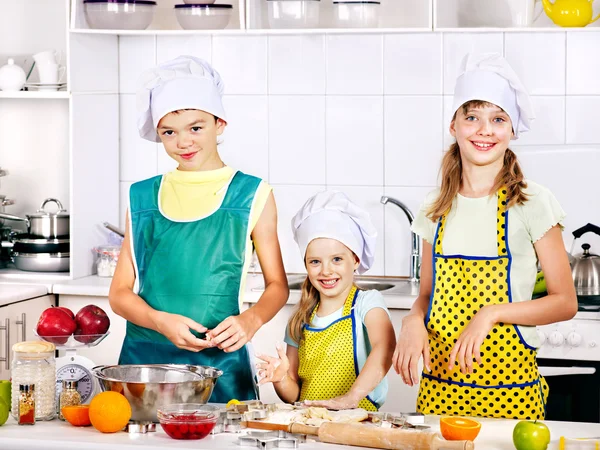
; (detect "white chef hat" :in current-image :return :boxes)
[136,55,227,142]
[291,191,377,274]
[451,53,535,139]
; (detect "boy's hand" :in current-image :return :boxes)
[255,342,290,385]
[206,310,261,352]
[151,311,212,352]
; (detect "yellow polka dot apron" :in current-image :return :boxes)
[417,189,549,420]
[297,286,378,411]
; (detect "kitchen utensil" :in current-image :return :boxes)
[267,0,321,29]
[0,198,69,238]
[83,0,157,30]
[333,1,381,28]
[0,58,26,92]
[92,364,223,422]
[157,403,220,440]
[174,4,233,30]
[103,221,125,237]
[542,0,600,26]
[13,237,69,254]
[243,421,474,450]
[36,63,66,86]
[32,50,61,67]
[570,223,600,297]
[13,252,69,272]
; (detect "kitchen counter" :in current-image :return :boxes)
[1,415,599,450]
[0,283,48,307]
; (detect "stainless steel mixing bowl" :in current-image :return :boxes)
[92,364,223,422]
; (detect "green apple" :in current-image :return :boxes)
[513,420,550,450]
[533,271,547,295]
[0,396,8,426]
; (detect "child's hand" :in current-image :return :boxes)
[392,314,430,387]
[255,342,290,385]
[448,304,498,374]
[303,394,360,410]
[151,311,213,352]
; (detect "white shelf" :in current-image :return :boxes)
[70,27,433,35]
[0,91,70,99]
[69,28,246,36]
[0,267,71,282]
[433,26,600,32]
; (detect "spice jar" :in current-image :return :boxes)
[58,380,81,420]
[18,384,35,425]
[94,245,120,277]
[11,341,56,421]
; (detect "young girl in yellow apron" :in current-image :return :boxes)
[256,191,396,410]
[109,56,288,403]
[393,53,577,420]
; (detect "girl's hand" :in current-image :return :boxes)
[151,311,212,352]
[207,310,261,353]
[303,394,360,410]
[448,305,497,374]
[256,342,290,385]
[392,314,430,387]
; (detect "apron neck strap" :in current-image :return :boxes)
[309,285,358,323]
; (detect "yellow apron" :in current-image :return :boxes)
[298,286,378,411]
[417,188,549,420]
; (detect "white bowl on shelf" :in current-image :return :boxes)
[83,0,157,30]
[332,1,380,28]
[267,0,321,29]
[175,4,233,30]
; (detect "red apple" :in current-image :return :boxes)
[55,306,74,320]
[36,308,77,345]
[74,305,110,344]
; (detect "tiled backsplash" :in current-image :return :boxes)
[112,31,600,277]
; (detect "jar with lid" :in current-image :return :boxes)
[94,245,120,277]
[11,341,56,421]
[58,380,81,420]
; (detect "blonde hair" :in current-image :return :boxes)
[426,100,529,221]
[288,277,320,344]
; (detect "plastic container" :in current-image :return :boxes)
[174,4,233,30]
[94,245,120,277]
[333,1,380,28]
[157,404,220,440]
[83,0,157,30]
[267,0,321,29]
[11,341,56,421]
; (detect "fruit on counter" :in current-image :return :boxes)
[62,405,91,427]
[533,271,547,295]
[74,305,111,343]
[226,399,241,408]
[440,417,481,441]
[89,391,131,433]
[0,396,8,426]
[56,306,75,320]
[160,413,218,440]
[513,420,551,450]
[36,307,77,345]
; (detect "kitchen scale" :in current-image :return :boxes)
[34,331,110,404]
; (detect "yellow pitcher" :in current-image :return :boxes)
[542,0,600,26]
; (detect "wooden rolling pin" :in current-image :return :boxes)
[243,421,474,450]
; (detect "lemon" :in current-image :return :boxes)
[226,399,241,408]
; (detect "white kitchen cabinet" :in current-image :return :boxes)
[247,302,420,413]
[0,295,56,379]
[56,295,126,367]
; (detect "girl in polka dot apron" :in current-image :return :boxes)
[392,54,577,420]
[256,191,396,411]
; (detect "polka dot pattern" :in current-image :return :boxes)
[419,189,549,420]
[298,286,377,412]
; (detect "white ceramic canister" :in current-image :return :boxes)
[0,59,26,92]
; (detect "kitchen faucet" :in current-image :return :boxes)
[380,195,421,282]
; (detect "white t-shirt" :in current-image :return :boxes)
[411,180,566,348]
[284,289,390,407]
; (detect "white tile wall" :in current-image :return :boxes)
[117,31,600,277]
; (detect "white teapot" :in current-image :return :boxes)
[0,59,26,92]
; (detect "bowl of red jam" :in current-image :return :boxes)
[157,403,220,440]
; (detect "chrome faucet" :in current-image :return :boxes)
[380,195,421,282]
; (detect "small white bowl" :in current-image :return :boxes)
[175,4,233,30]
[267,0,321,29]
[83,0,157,30]
[333,1,380,28]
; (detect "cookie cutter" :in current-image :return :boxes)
[125,421,156,434]
[238,430,306,449]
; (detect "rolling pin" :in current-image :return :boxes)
[243,421,474,450]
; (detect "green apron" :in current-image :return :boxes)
[118,170,261,403]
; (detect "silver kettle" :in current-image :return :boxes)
[570,224,600,297]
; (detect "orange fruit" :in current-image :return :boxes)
[62,405,91,427]
[89,391,132,433]
[126,383,145,398]
[440,417,481,441]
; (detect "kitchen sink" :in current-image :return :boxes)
[252,274,420,297]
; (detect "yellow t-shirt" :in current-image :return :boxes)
[159,166,272,301]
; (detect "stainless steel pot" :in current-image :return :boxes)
[0,198,69,238]
[92,364,223,422]
[13,252,70,272]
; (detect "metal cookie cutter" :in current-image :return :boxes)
[125,421,156,434]
[238,430,306,449]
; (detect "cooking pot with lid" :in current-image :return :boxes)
[0,198,69,238]
[570,223,600,298]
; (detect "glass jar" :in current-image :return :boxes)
[58,380,81,420]
[94,245,120,277]
[11,341,56,421]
